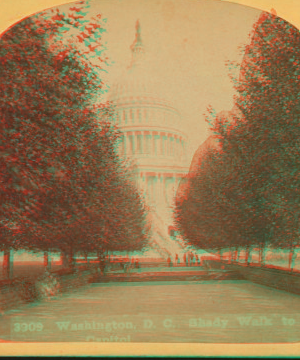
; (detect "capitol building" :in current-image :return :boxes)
[109,21,190,258]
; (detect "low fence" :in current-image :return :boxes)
[202,259,300,296]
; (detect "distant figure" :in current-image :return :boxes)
[191,253,195,266]
[135,259,140,272]
[175,254,178,267]
[167,257,172,267]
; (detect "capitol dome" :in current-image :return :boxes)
[109,71,187,157]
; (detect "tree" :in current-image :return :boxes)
[0,2,149,275]
[226,12,300,267]
[175,12,300,268]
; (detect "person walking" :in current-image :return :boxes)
[135,259,140,273]
[167,256,172,267]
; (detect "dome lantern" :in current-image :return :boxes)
[129,20,145,70]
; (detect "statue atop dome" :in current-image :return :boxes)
[128,20,145,71]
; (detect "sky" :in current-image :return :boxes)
[0,0,298,165]
[52,0,262,164]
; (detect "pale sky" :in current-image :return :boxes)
[77,0,261,164]
[1,0,295,165]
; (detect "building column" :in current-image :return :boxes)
[168,134,172,156]
[170,135,174,157]
[172,175,176,203]
[133,132,137,155]
[141,132,146,154]
[163,174,167,204]
[160,133,163,156]
[180,139,183,159]
[139,133,144,154]
[176,138,180,158]
[122,135,127,155]
[157,174,162,204]
[152,132,155,156]
[154,173,160,204]
[125,134,130,154]
[145,175,149,203]
[175,175,181,194]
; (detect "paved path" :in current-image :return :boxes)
[1,280,300,343]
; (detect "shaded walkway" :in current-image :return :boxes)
[1,280,300,343]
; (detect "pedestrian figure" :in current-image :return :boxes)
[175,254,178,267]
[167,257,171,267]
[123,262,128,274]
[193,254,196,266]
[135,259,140,272]
[127,260,132,275]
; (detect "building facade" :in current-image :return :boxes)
[109,21,189,257]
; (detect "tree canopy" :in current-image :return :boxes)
[175,12,300,257]
[0,1,149,259]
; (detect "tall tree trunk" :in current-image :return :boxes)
[289,244,295,272]
[236,247,241,264]
[61,251,68,268]
[44,251,51,271]
[259,243,265,266]
[228,248,232,264]
[3,249,13,280]
[245,245,250,266]
[68,248,75,269]
[97,250,101,269]
[233,247,238,262]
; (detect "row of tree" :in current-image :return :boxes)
[0,1,149,277]
[175,12,300,270]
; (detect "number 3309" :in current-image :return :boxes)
[13,323,43,332]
